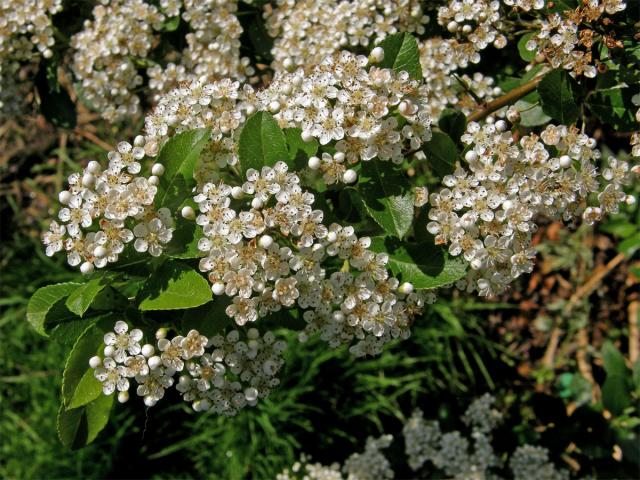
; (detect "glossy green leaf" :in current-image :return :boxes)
[438,109,467,143]
[538,69,580,124]
[370,237,467,289]
[238,111,289,173]
[65,278,108,317]
[587,86,639,131]
[27,282,81,336]
[284,127,318,162]
[422,131,458,177]
[62,324,105,409]
[376,33,422,80]
[57,394,114,450]
[182,298,232,337]
[155,128,211,212]
[138,260,212,311]
[359,160,415,239]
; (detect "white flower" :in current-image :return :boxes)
[93,357,129,395]
[133,217,173,256]
[103,321,143,363]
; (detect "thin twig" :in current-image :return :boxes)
[629,300,639,363]
[542,318,563,369]
[73,127,114,151]
[466,74,545,123]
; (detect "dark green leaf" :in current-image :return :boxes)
[602,374,632,416]
[65,277,108,317]
[284,127,318,163]
[57,394,114,450]
[155,128,211,212]
[376,33,422,80]
[587,87,639,131]
[422,131,458,177]
[538,69,580,124]
[238,111,289,173]
[370,237,467,289]
[62,324,105,409]
[138,260,212,311]
[27,283,81,336]
[438,109,467,143]
[165,214,204,259]
[36,59,77,129]
[359,160,414,239]
[182,298,232,337]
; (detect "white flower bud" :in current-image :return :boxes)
[282,57,294,71]
[86,161,101,174]
[343,169,357,184]
[447,20,459,32]
[58,190,72,205]
[268,100,281,113]
[148,355,162,370]
[301,131,314,142]
[494,120,507,132]
[181,206,196,220]
[89,356,102,368]
[503,199,514,211]
[333,152,345,163]
[231,186,243,199]
[104,345,115,357]
[251,197,263,209]
[82,173,95,187]
[370,46,385,63]
[212,282,225,296]
[464,150,478,162]
[118,391,129,403]
[258,235,273,249]
[308,156,321,169]
[80,262,94,275]
[246,104,256,115]
[148,175,160,186]
[94,246,107,259]
[144,396,157,407]
[559,155,572,168]
[151,163,165,176]
[244,387,258,402]
[141,344,155,358]
[398,282,414,294]
[626,195,636,206]
[398,101,410,116]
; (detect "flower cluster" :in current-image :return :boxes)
[0,0,63,118]
[90,321,286,415]
[426,121,635,295]
[194,163,431,357]
[143,50,433,183]
[42,141,173,274]
[525,0,628,78]
[263,0,429,73]
[70,0,249,122]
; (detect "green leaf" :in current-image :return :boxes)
[284,127,318,162]
[165,212,204,259]
[155,128,211,212]
[587,87,639,131]
[376,33,422,80]
[27,283,81,336]
[182,298,232,337]
[238,112,289,173]
[518,33,536,62]
[159,15,180,32]
[62,324,105,409]
[57,394,114,450]
[602,341,629,378]
[438,109,467,143]
[422,131,458,177]
[514,98,552,127]
[65,278,108,317]
[359,160,415,239]
[36,58,77,129]
[538,69,580,124]
[370,237,467,289]
[138,260,212,311]
[601,342,632,415]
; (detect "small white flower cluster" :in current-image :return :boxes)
[194,163,429,357]
[277,435,393,480]
[403,395,568,479]
[89,321,286,415]
[42,142,173,274]
[264,0,429,73]
[70,0,249,122]
[143,50,433,184]
[525,0,627,78]
[427,121,635,296]
[70,0,165,122]
[418,38,502,118]
[0,0,63,118]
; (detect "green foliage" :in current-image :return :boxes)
[137,260,212,311]
[376,33,422,80]
[538,69,580,124]
[35,57,77,129]
[57,394,114,450]
[359,160,415,239]
[27,282,81,336]
[238,111,289,172]
[65,277,109,317]
[437,109,467,144]
[517,33,536,62]
[155,128,212,213]
[421,131,458,177]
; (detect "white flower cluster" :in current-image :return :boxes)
[277,435,393,480]
[70,0,249,122]
[525,0,627,78]
[194,163,429,357]
[0,0,63,118]
[427,121,635,296]
[89,321,286,415]
[143,50,433,183]
[42,141,174,274]
[403,395,568,479]
[263,0,429,73]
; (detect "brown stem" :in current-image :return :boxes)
[629,300,639,364]
[73,127,114,151]
[466,74,545,123]
[542,318,563,369]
